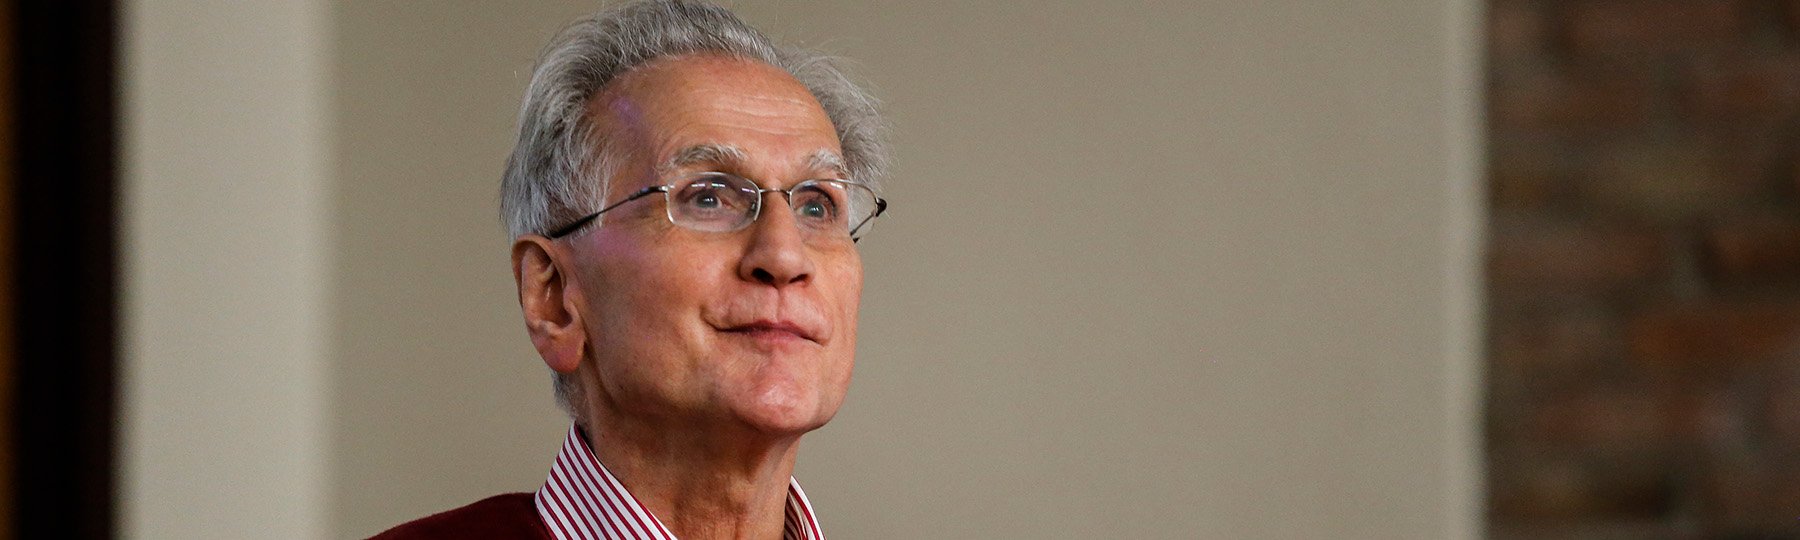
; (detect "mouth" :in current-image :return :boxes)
[719,319,821,345]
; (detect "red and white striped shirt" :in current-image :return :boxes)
[534,426,826,540]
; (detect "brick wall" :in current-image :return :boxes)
[1487,0,1800,537]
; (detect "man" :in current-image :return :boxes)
[374,1,888,538]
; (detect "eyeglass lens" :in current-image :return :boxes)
[667,173,878,238]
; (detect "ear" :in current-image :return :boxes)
[512,235,586,374]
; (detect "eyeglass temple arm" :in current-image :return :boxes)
[848,197,888,243]
[545,186,668,238]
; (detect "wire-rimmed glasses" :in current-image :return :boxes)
[546,172,887,242]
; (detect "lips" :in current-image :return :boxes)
[718,319,823,344]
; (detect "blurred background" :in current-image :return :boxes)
[0,0,1792,539]
[1486,1,1800,538]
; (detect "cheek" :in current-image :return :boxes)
[825,253,864,363]
[838,252,864,319]
[582,245,744,416]
[591,235,726,316]
[582,237,729,368]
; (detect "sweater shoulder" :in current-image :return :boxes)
[368,492,549,540]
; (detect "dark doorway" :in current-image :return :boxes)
[9,1,118,539]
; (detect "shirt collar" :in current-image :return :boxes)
[534,425,826,540]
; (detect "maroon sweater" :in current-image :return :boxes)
[369,493,553,539]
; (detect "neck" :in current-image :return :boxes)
[583,413,801,540]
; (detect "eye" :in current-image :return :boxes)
[693,192,722,209]
[674,178,752,219]
[678,182,726,207]
[791,184,842,224]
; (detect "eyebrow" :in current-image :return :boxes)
[657,143,747,175]
[807,149,849,179]
[655,143,850,179]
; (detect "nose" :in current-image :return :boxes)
[737,194,814,287]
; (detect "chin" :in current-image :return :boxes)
[726,350,851,436]
[733,386,841,436]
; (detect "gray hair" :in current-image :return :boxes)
[500,0,889,420]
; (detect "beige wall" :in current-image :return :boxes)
[124,1,1483,538]
[120,0,333,538]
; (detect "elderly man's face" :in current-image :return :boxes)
[567,54,860,436]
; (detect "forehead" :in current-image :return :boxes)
[589,54,841,177]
